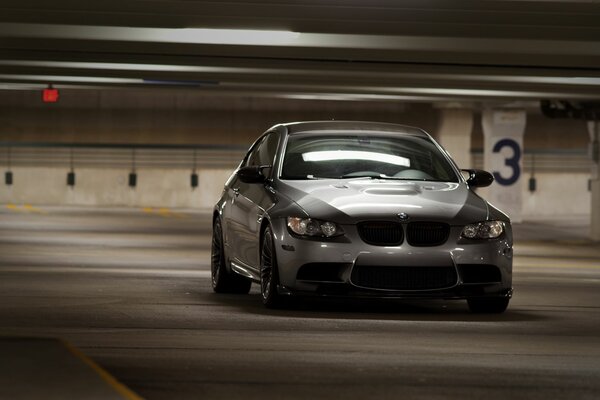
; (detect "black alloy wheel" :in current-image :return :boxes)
[260,226,286,308]
[211,218,251,294]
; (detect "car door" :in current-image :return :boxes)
[225,132,280,271]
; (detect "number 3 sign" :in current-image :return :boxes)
[482,110,526,222]
[492,138,522,186]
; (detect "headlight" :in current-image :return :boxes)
[287,217,344,238]
[461,221,504,239]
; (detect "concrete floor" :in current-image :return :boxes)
[0,206,599,399]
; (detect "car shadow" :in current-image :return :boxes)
[207,291,546,323]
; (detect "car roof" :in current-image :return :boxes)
[274,121,428,137]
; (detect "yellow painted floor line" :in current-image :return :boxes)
[5,204,47,213]
[23,204,46,214]
[142,207,184,218]
[63,340,144,400]
[158,208,184,218]
[157,207,171,216]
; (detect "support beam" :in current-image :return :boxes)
[436,108,473,169]
[482,109,526,223]
[588,121,600,241]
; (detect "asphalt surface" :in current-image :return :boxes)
[0,206,599,400]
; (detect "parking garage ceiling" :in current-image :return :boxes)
[0,0,600,103]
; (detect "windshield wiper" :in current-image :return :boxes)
[339,174,381,179]
[338,174,440,182]
[282,175,338,180]
[339,174,407,180]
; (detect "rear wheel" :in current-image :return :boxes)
[467,297,509,313]
[211,218,252,294]
[260,226,286,308]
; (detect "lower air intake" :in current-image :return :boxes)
[351,265,458,290]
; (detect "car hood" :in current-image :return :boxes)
[276,179,491,225]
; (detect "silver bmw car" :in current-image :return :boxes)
[212,121,513,313]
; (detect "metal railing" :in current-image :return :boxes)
[0,142,248,170]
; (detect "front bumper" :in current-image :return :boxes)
[279,283,514,300]
[271,218,513,299]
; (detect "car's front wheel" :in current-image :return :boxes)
[467,297,510,313]
[211,218,252,294]
[260,226,286,308]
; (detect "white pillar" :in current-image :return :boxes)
[437,108,473,169]
[587,121,600,241]
[482,109,526,223]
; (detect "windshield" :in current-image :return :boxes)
[281,134,458,182]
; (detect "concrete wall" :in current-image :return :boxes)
[0,89,594,217]
[1,166,233,209]
[521,172,590,219]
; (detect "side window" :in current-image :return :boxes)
[247,132,279,167]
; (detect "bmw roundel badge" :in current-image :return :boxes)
[397,212,409,221]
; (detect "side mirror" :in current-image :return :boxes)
[237,166,268,184]
[462,169,494,188]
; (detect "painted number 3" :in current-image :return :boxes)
[492,138,521,186]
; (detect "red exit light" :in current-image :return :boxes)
[42,87,59,103]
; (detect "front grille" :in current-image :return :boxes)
[407,222,450,246]
[351,265,458,290]
[358,222,403,246]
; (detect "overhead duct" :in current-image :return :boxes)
[540,100,600,120]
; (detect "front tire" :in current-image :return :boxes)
[467,297,509,313]
[260,226,286,308]
[211,218,252,294]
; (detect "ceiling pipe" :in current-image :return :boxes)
[540,100,600,120]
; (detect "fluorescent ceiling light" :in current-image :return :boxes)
[171,28,300,45]
[1,22,599,57]
[278,93,443,102]
[0,60,256,74]
[0,83,46,90]
[0,74,141,84]
[378,87,566,98]
[0,23,300,46]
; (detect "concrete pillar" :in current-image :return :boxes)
[437,108,473,169]
[588,121,600,241]
[482,109,527,223]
